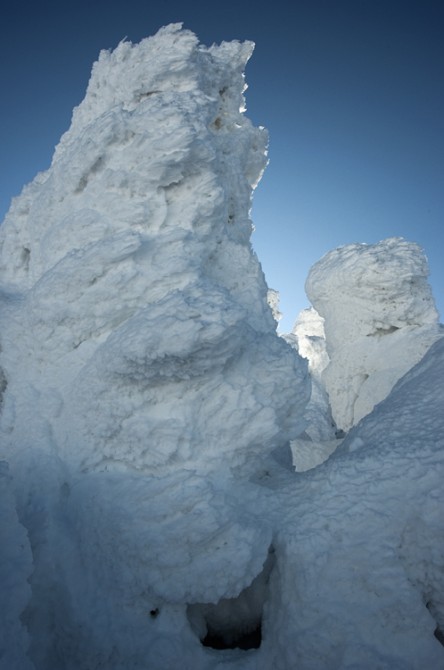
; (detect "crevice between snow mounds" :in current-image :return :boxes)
[0,337,8,413]
[0,364,7,411]
[187,546,275,651]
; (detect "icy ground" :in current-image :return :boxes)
[1,24,443,670]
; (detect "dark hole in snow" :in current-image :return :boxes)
[271,443,294,470]
[0,367,7,410]
[201,622,261,650]
[149,608,159,619]
[368,325,400,336]
[434,627,444,647]
[425,601,444,646]
[21,247,31,270]
[187,547,275,651]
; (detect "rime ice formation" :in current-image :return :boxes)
[0,24,309,669]
[286,308,338,471]
[1,25,444,670]
[291,307,328,377]
[0,23,309,477]
[289,306,331,439]
[305,237,443,432]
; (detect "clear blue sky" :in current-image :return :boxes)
[1,0,443,331]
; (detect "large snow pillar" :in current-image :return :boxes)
[0,25,308,667]
[0,23,308,474]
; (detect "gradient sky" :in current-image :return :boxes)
[1,0,443,331]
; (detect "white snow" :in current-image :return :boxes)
[304,237,443,432]
[1,24,443,670]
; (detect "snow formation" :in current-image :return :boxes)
[1,24,443,670]
[304,237,443,432]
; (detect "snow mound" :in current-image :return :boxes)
[305,237,443,431]
[263,336,444,669]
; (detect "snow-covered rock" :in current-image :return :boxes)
[305,237,443,431]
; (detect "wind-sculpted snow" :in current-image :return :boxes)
[1,24,443,670]
[0,24,309,669]
[0,23,308,475]
[305,237,443,431]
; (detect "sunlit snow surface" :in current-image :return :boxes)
[305,237,443,432]
[289,238,443,472]
[1,24,443,670]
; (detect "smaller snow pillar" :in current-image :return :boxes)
[305,237,442,431]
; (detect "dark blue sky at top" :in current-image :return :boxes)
[1,0,443,331]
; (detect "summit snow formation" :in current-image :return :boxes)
[1,24,444,670]
[0,23,307,476]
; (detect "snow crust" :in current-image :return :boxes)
[1,24,443,670]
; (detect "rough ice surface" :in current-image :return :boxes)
[1,24,443,670]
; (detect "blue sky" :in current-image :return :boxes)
[1,0,443,331]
